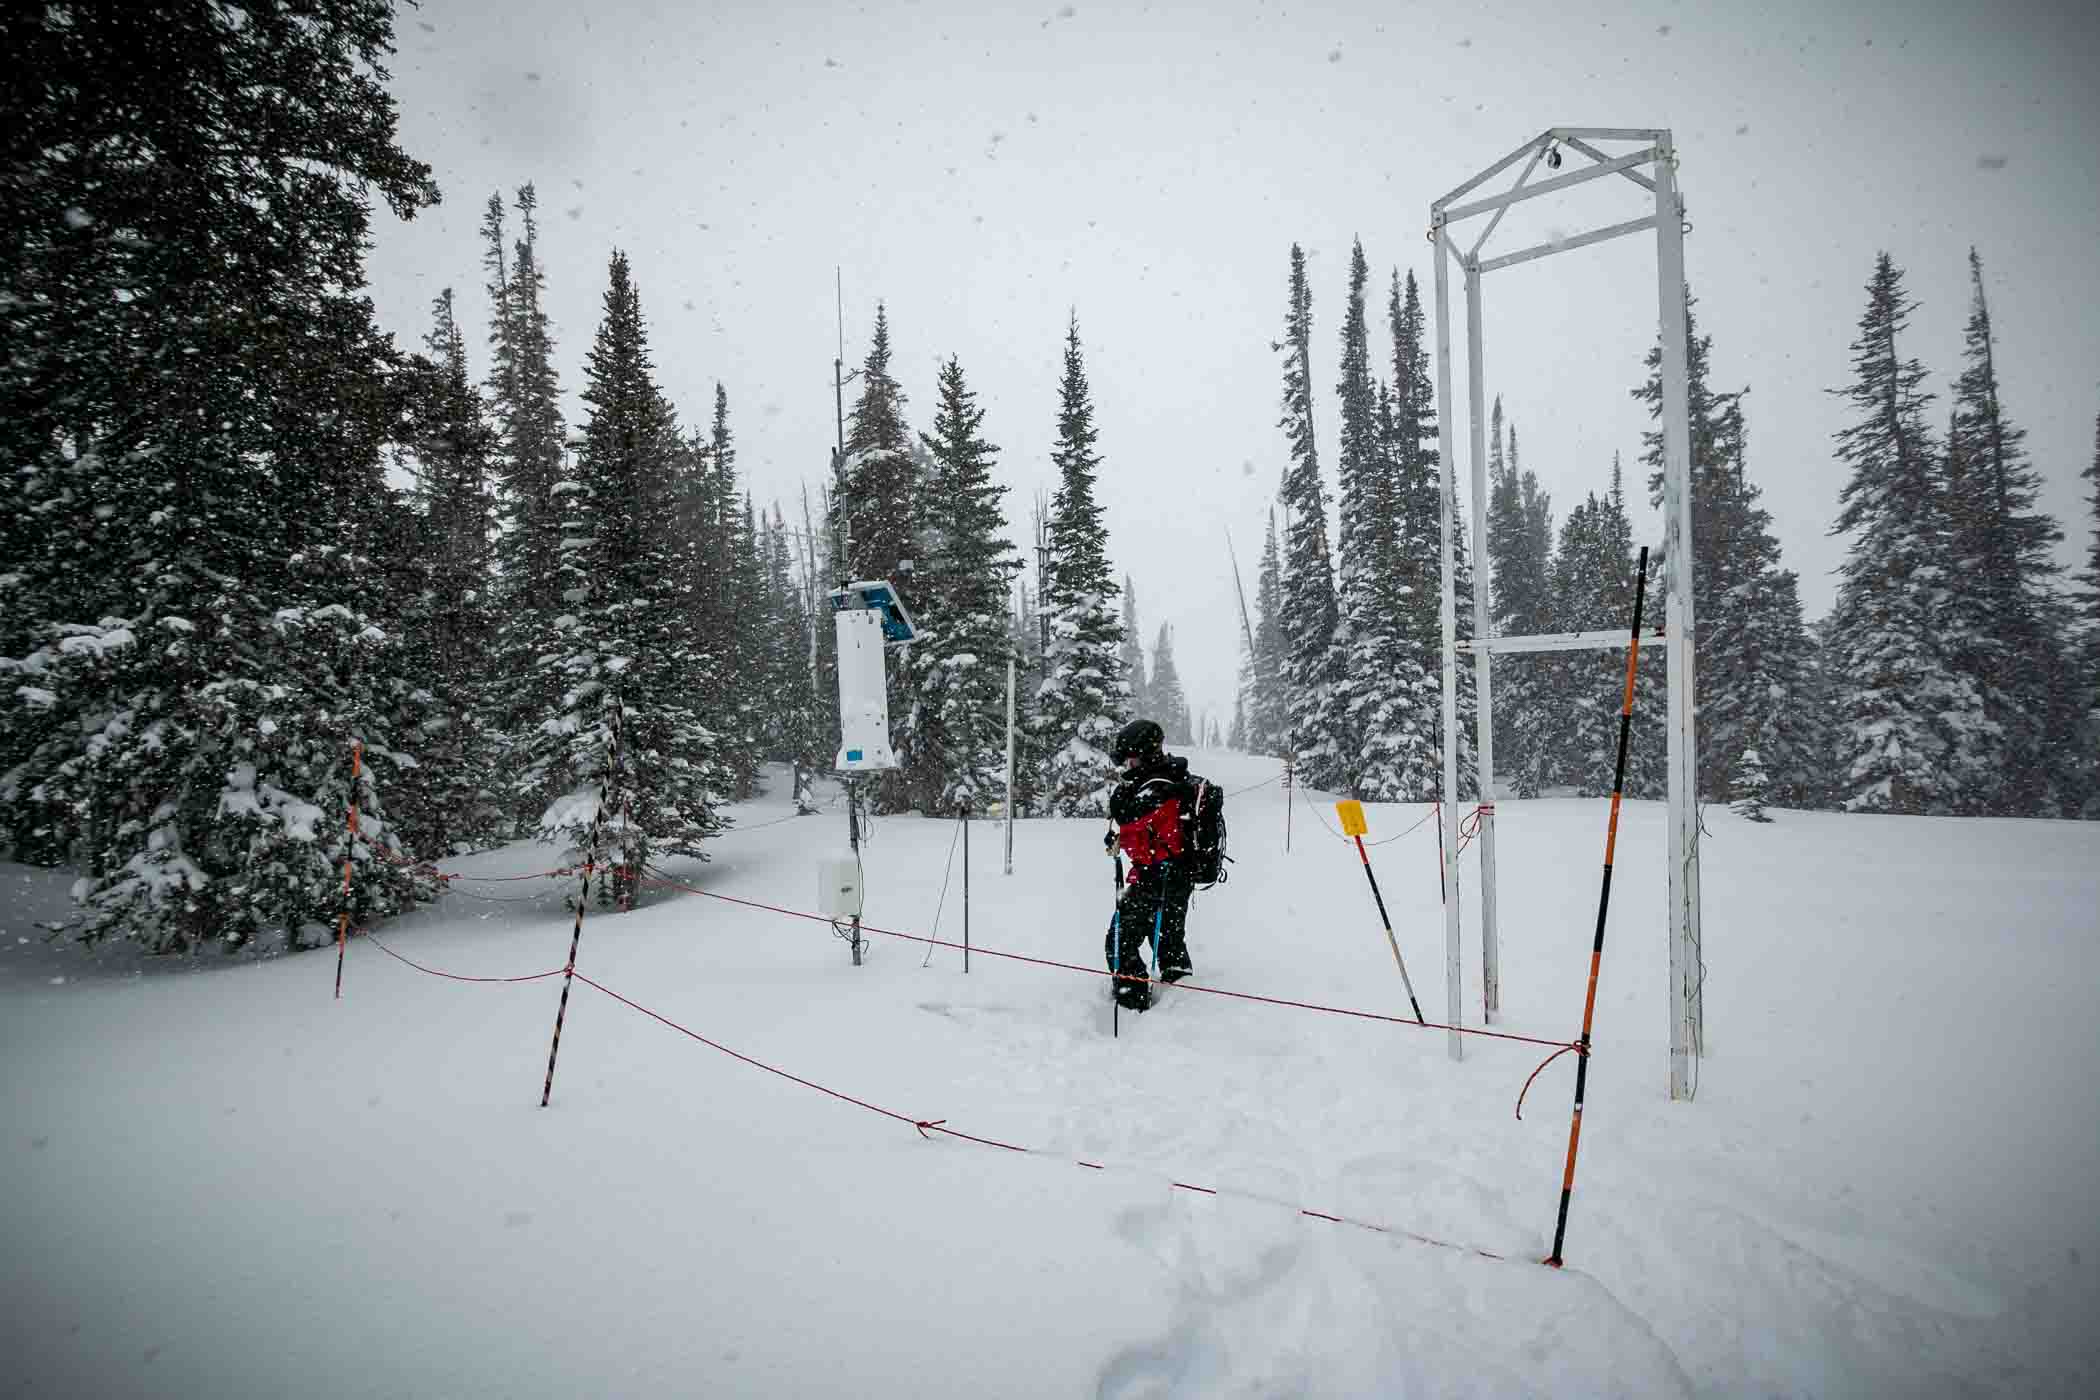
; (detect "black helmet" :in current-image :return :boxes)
[1110,718,1165,766]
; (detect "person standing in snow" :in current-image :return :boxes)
[1103,718,1206,1011]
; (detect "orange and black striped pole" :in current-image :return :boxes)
[1545,545,1649,1269]
[333,740,363,1000]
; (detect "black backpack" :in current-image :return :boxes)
[1183,779,1229,886]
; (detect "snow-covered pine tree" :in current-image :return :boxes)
[1634,294,1818,809]
[764,506,823,812]
[1376,269,1448,800]
[1120,579,1152,720]
[1451,479,1484,801]
[388,289,505,856]
[0,0,441,945]
[1331,238,1409,798]
[1249,509,1290,755]
[1825,253,1979,814]
[2077,412,2100,817]
[1731,748,1772,822]
[1944,249,2080,816]
[1008,576,1046,816]
[723,495,773,799]
[1151,624,1193,744]
[1485,402,1556,793]
[517,252,725,907]
[1036,315,1129,816]
[1539,462,1662,797]
[1379,269,1481,799]
[483,185,569,811]
[908,355,1020,814]
[1276,245,1344,788]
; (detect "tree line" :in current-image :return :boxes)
[1231,240,2100,820]
[6,6,2095,960]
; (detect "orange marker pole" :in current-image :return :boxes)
[333,739,362,1000]
[1545,546,1649,1269]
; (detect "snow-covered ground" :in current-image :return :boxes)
[5,750,2097,1397]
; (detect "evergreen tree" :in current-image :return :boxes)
[1036,315,1129,816]
[389,288,504,855]
[1944,249,2078,815]
[909,355,1020,813]
[0,0,441,944]
[1538,463,1662,797]
[483,184,568,798]
[837,304,917,585]
[1825,253,1978,814]
[1151,623,1193,744]
[1484,402,1556,793]
[1276,245,1344,787]
[1120,578,1152,719]
[516,252,725,906]
[1730,749,1772,823]
[1009,576,1046,815]
[723,495,772,799]
[1248,508,1290,755]
[1634,294,1819,808]
[1330,238,1413,798]
[2076,412,2100,816]
[1376,269,1448,799]
[764,505,824,813]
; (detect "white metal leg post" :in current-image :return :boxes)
[1433,225,1465,1064]
[1430,126,1703,1098]
[1655,140,1704,1098]
[1464,261,1501,1022]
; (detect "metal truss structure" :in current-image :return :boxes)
[1429,128,1703,1100]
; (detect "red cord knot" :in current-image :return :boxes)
[914,1118,946,1139]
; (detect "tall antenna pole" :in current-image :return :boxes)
[1225,529,1258,668]
[1033,493,1051,662]
[834,267,846,461]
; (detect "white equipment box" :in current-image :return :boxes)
[817,857,863,920]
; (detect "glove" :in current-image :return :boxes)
[1103,830,1117,852]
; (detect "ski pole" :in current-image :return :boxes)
[1352,832,1425,1024]
[1546,546,1650,1268]
[1111,827,1124,1039]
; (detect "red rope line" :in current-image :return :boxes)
[348,914,1517,1263]
[636,875,1579,1054]
[356,929,570,984]
[567,973,1501,1258]
[567,970,1031,1153]
[1514,1042,1583,1121]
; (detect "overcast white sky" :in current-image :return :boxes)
[367,0,2100,734]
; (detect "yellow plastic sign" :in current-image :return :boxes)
[1335,799,1368,837]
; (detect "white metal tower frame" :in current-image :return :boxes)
[1429,127,1703,1100]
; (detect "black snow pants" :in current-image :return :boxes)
[1106,867,1193,1005]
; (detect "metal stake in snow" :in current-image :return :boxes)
[1546,546,1650,1268]
[1337,801,1425,1024]
[961,801,971,974]
[333,739,363,1000]
[541,697,621,1108]
[1003,654,1016,876]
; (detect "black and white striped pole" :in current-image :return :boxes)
[541,696,622,1108]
